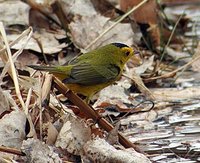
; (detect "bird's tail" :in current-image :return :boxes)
[28,65,63,74]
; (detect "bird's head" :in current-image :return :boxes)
[112,43,139,64]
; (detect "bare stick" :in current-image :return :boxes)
[0,22,26,110]
[160,13,184,62]
[146,53,200,81]
[25,88,33,115]
[0,146,24,156]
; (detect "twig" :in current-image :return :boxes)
[145,53,200,81]
[0,22,26,111]
[85,0,149,50]
[160,13,184,62]
[39,75,43,140]
[51,1,70,32]
[25,88,33,115]
[0,146,25,156]
[33,35,48,64]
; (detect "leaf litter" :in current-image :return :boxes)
[0,0,200,162]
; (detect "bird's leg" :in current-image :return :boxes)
[85,96,91,104]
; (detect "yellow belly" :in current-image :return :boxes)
[66,81,114,98]
[54,73,119,102]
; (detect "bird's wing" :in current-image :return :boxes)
[62,63,120,85]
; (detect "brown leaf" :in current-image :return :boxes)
[192,42,200,72]
[46,122,58,145]
[90,0,118,18]
[120,0,158,24]
[0,88,10,116]
[22,138,62,162]
[120,0,160,48]
[29,8,52,30]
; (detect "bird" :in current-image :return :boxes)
[29,43,138,103]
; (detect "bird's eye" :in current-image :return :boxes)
[125,51,130,56]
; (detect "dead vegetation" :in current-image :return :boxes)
[0,0,200,162]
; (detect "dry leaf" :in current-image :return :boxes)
[192,42,200,72]
[120,110,157,129]
[21,138,62,163]
[120,0,158,24]
[120,0,160,47]
[46,122,59,145]
[61,0,97,17]
[151,86,200,101]
[0,88,10,116]
[15,51,39,70]
[0,0,29,26]
[55,116,91,155]
[93,84,132,108]
[91,0,118,17]
[7,30,66,54]
[133,55,154,74]
[69,14,137,51]
[127,70,155,100]
[83,138,151,163]
[129,130,173,143]
[0,111,27,149]
[162,0,200,6]
[166,47,190,61]
[106,122,120,145]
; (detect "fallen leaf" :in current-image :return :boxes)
[120,0,158,24]
[151,86,200,101]
[7,30,67,54]
[120,0,160,47]
[55,116,91,155]
[61,0,97,17]
[69,14,138,51]
[93,84,132,108]
[46,122,59,145]
[0,88,10,116]
[0,0,29,26]
[133,55,155,74]
[83,137,151,163]
[0,111,27,149]
[21,138,62,162]
[192,42,200,72]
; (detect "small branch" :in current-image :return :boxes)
[160,13,184,62]
[145,53,200,81]
[0,146,25,156]
[51,1,70,32]
[25,88,33,115]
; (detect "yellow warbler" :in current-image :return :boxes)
[29,43,138,103]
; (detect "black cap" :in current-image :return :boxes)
[112,43,129,48]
